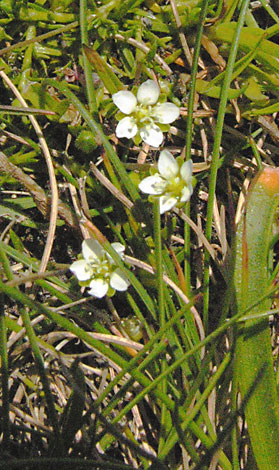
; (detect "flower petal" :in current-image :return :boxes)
[159,194,178,214]
[88,278,109,298]
[106,242,125,263]
[112,90,137,114]
[180,159,193,182]
[137,80,160,105]
[138,174,166,195]
[82,239,103,261]
[180,185,193,203]
[116,117,138,139]
[152,102,180,124]
[110,268,130,291]
[70,259,93,281]
[111,242,125,256]
[140,122,163,147]
[158,150,179,179]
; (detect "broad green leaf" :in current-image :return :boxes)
[234,167,279,470]
[210,23,279,75]
[196,78,244,99]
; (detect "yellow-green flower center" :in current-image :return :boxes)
[134,104,153,123]
[165,176,184,195]
[88,254,113,279]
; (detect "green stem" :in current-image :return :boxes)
[153,199,168,454]
[184,0,209,295]
[203,0,251,332]
[184,0,209,160]
[153,200,164,326]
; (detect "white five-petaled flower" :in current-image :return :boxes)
[138,150,193,214]
[112,80,180,148]
[70,239,130,298]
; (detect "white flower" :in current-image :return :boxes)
[70,239,130,298]
[138,150,193,214]
[112,80,180,148]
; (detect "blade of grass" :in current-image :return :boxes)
[0,280,233,467]
[159,352,232,459]
[80,0,98,116]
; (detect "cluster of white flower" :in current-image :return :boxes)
[70,79,195,298]
[113,80,194,213]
